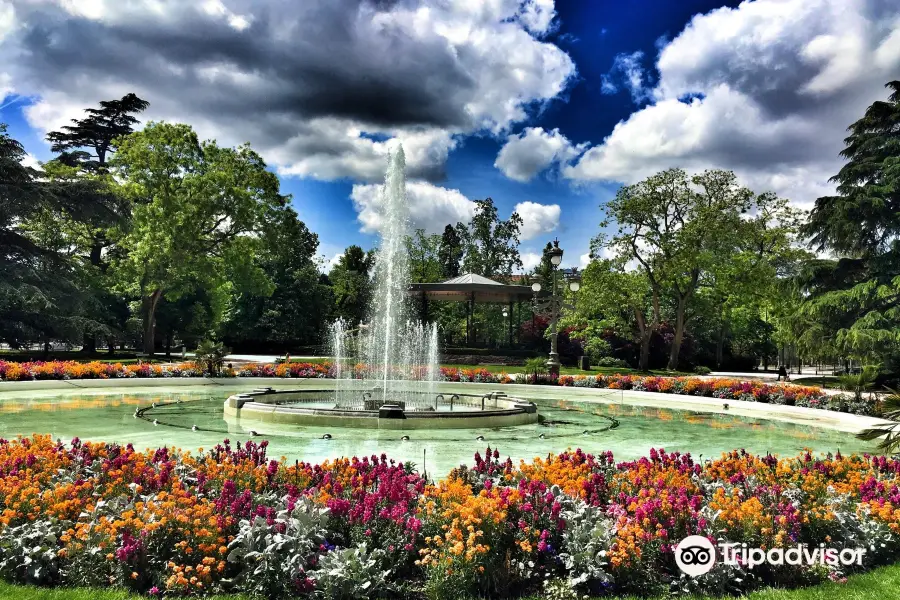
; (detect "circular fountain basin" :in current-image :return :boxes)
[221,388,538,430]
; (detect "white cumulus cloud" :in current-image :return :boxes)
[351,180,476,235]
[495,127,586,182]
[565,0,900,208]
[514,200,560,241]
[519,251,542,272]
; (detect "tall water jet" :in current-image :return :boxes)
[329,319,353,409]
[330,146,441,409]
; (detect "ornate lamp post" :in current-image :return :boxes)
[531,239,580,378]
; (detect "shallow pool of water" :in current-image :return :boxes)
[0,385,872,476]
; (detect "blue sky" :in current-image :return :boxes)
[2,0,898,272]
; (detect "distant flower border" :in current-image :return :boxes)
[0,360,876,416]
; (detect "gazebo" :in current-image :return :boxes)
[408,273,535,345]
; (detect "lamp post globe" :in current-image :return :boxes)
[549,239,564,267]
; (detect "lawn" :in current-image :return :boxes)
[1,563,898,600]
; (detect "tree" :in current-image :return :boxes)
[437,224,463,279]
[38,94,148,351]
[111,122,285,354]
[329,245,374,326]
[571,258,659,370]
[224,207,333,350]
[456,198,523,279]
[406,228,443,283]
[800,81,900,365]
[598,168,799,370]
[47,93,150,174]
[0,124,120,350]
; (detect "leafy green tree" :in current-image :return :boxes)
[406,228,443,283]
[456,198,523,280]
[111,122,285,354]
[329,245,374,326]
[437,224,463,279]
[571,258,659,370]
[598,168,797,370]
[224,207,333,350]
[800,81,900,364]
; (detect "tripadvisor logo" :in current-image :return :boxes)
[675,536,867,577]
[675,536,716,576]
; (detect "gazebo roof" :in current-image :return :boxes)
[408,273,534,304]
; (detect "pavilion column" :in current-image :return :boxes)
[508,300,513,347]
[466,293,474,346]
[516,300,522,344]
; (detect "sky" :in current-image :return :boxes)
[1,0,899,274]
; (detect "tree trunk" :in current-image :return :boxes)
[165,331,172,358]
[142,289,163,355]
[667,299,686,370]
[635,308,651,371]
[82,333,97,354]
[715,323,726,369]
[107,337,116,355]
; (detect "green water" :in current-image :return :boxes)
[0,385,872,476]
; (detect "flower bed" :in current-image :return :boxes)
[0,436,897,599]
[0,360,874,416]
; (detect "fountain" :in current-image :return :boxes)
[223,147,538,429]
[328,147,441,410]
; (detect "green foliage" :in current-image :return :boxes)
[595,168,801,370]
[857,388,900,454]
[194,339,229,375]
[437,224,463,279]
[312,543,391,600]
[570,259,656,369]
[582,335,613,365]
[406,228,444,283]
[693,365,712,375]
[110,122,285,353]
[223,207,332,349]
[839,365,880,403]
[524,357,547,380]
[456,198,523,279]
[0,123,123,349]
[328,245,374,326]
[46,93,149,173]
[800,81,900,363]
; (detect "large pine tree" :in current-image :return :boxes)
[800,81,900,363]
[0,125,118,350]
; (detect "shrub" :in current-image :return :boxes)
[313,543,391,600]
[693,365,712,375]
[0,520,62,585]
[195,339,230,376]
[226,497,328,598]
[595,356,629,368]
